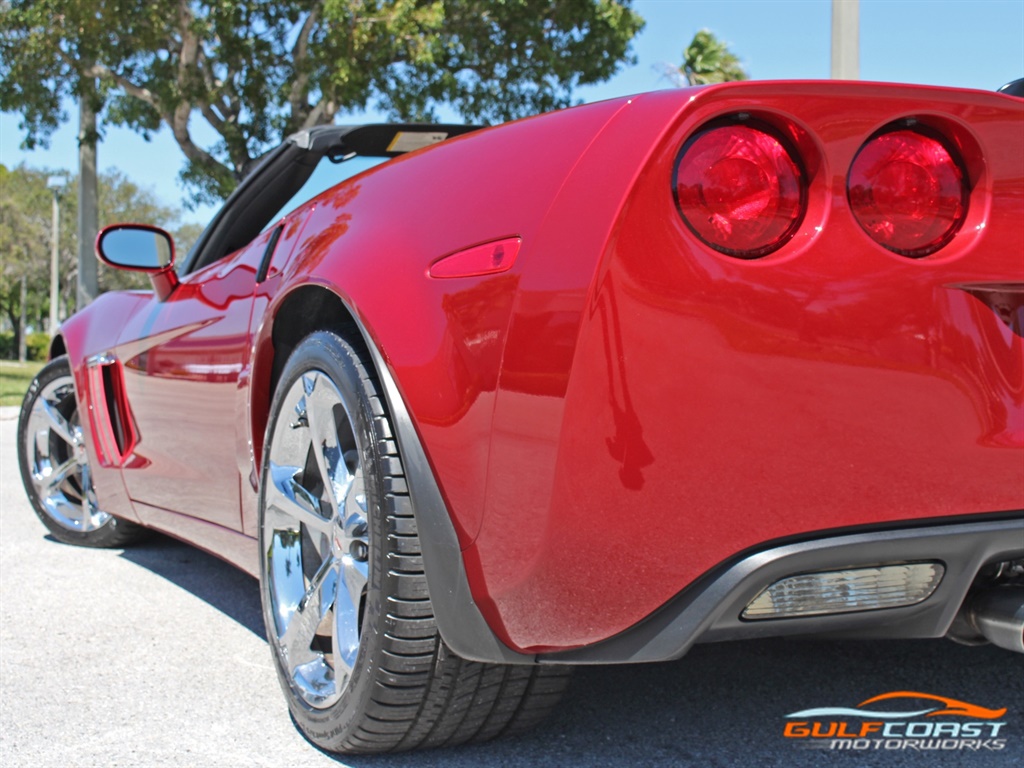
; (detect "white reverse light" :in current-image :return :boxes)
[742,563,945,620]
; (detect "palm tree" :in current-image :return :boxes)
[679,29,747,85]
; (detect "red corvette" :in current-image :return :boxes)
[17,80,1024,754]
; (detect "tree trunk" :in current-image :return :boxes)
[3,295,20,362]
[50,187,60,335]
[77,79,100,311]
[18,276,27,362]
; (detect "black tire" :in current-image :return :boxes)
[17,356,146,548]
[258,330,569,754]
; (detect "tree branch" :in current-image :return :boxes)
[288,6,322,124]
[58,51,162,112]
[176,1,199,82]
[198,102,226,133]
[165,2,223,174]
[301,97,337,130]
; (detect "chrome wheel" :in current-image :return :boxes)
[263,369,369,709]
[259,331,570,754]
[22,372,108,533]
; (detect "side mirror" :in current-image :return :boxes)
[96,224,179,300]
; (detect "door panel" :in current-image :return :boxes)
[115,230,275,530]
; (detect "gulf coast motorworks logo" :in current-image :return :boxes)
[783,691,1009,752]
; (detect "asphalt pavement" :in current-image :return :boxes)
[1,412,1021,767]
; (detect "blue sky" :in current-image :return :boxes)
[2,0,1022,224]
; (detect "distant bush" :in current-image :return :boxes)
[0,331,51,361]
[26,332,50,361]
[0,331,13,360]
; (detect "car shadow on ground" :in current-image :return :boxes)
[111,532,1022,767]
[114,531,265,636]
[338,639,1020,768]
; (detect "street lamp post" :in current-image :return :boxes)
[831,0,860,80]
[46,175,66,337]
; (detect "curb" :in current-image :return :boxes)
[0,406,21,421]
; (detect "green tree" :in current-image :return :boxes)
[172,222,206,263]
[679,29,747,86]
[0,165,54,352]
[2,1,645,207]
[0,162,197,355]
[0,1,171,308]
[0,1,166,150]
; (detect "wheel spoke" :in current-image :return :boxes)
[39,456,77,494]
[79,462,94,532]
[265,462,332,536]
[268,530,304,629]
[343,469,367,533]
[340,556,368,622]
[37,398,76,447]
[334,556,366,678]
[333,455,368,678]
[33,427,49,461]
[303,373,345,516]
[280,555,338,668]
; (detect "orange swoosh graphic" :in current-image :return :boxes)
[859,691,1006,719]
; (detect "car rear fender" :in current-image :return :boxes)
[250,279,535,663]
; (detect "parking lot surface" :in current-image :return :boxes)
[1,414,1020,767]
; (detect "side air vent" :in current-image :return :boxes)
[86,354,138,464]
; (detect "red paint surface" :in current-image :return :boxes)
[112,231,272,530]
[462,85,1024,651]
[60,82,1023,653]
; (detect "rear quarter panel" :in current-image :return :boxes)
[468,83,1024,651]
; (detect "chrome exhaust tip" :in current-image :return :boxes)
[970,586,1024,653]
[951,585,1024,653]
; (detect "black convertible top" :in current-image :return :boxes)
[998,78,1024,97]
[181,123,481,275]
[287,123,483,159]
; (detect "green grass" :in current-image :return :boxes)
[0,360,44,407]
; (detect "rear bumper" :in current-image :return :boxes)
[541,514,1024,664]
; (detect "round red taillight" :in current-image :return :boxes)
[848,127,968,257]
[674,122,805,258]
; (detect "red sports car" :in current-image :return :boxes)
[17,80,1024,754]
